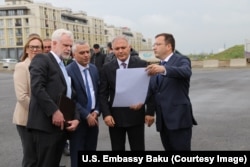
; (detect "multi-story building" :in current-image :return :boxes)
[0,0,152,59]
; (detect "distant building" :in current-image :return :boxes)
[0,0,152,59]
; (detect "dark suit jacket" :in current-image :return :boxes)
[27,53,79,133]
[66,61,100,120]
[99,56,153,127]
[147,53,197,131]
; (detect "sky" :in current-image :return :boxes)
[1,0,250,54]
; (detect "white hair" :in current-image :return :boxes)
[51,29,74,42]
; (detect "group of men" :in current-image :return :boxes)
[24,28,197,167]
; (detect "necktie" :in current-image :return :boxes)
[83,69,92,111]
[59,61,71,98]
[121,62,127,69]
[157,61,167,85]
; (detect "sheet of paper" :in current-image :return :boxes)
[112,68,150,107]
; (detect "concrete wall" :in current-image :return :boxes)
[229,58,247,67]
[203,60,219,68]
[191,59,248,68]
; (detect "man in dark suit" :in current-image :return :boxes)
[146,33,197,151]
[99,36,154,151]
[27,29,80,167]
[66,40,100,167]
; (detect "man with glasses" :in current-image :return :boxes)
[146,33,197,151]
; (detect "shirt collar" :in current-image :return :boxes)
[51,51,62,64]
[76,61,90,72]
[163,52,173,62]
[117,55,130,65]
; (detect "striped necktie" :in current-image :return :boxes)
[121,62,127,69]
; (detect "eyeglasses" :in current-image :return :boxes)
[28,45,42,50]
[152,43,165,47]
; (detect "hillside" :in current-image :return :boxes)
[208,45,244,60]
[189,45,245,61]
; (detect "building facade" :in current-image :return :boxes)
[0,0,152,59]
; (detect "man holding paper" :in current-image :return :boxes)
[99,36,154,151]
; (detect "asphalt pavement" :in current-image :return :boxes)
[1,67,250,166]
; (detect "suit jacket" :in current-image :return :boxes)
[27,53,79,133]
[66,61,100,120]
[147,52,197,131]
[99,56,153,127]
[13,58,31,126]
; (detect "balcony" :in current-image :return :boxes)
[16,33,22,36]
[16,42,23,46]
[15,23,21,26]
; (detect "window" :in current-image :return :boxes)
[0,29,4,37]
[8,10,15,16]
[17,10,24,15]
[9,38,14,46]
[8,29,13,37]
[7,19,13,27]
[0,20,4,27]
[0,11,6,16]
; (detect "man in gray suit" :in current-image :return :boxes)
[27,29,80,167]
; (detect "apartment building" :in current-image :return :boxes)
[0,0,152,59]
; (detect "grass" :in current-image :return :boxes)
[189,45,244,61]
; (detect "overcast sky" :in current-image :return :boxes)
[1,0,250,54]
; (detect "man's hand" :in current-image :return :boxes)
[87,114,98,127]
[104,115,115,127]
[146,64,165,76]
[145,115,155,127]
[91,111,98,119]
[52,110,65,130]
[66,119,80,131]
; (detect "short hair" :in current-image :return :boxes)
[155,33,175,51]
[111,35,130,46]
[93,44,100,49]
[43,38,51,42]
[72,40,89,53]
[51,29,74,42]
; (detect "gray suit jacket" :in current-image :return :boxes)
[27,53,79,133]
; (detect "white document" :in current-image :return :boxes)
[112,68,150,107]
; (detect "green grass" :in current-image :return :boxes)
[189,45,244,61]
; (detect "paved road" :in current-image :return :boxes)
[1,68,250,166]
